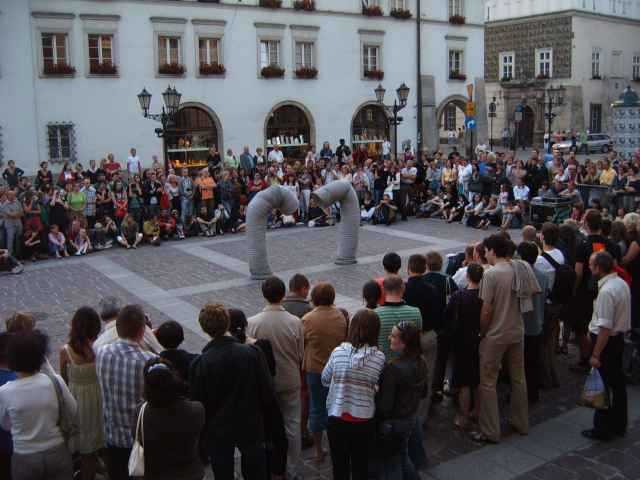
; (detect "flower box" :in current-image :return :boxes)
[43,63,76,76]
[362,5,383,16]
[260,0,282,8]
[158,63,186,75]
[591,75,602,80]
[449,15,466,25]
[364,69,384,80]
[295,67,318,79]
[390,8,412,19]
[200,63,226,75]
[90,62,118,75]
[261,65,285,78]
[449,71,467,81]
[536,73,550,80]
[293,0,315,11]
[500,75,513,83]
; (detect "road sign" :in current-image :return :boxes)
[465,116,476,130]
[466,102,476,116]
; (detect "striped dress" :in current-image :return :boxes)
[321,343,385,419]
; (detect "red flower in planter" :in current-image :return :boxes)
[449,14,466,24]
[449,71,467,81]
[363,5,383,16]
[159,63,186,75]
[200,63,226,75]
[43,63,76,75]
[90,62,118,75]
[293,0,315,11]
[364,69,384,80]
[295,67,318,79]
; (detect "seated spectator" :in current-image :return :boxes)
[116,214,142,249]
[73,228,92,256]
[0,248,23,275]
[22,227,41,262]
[143,215,161,246]
[138,359,205,480]
[159,210,177,239]
[372,193,398,226]
[0,330,77,480]
[48,224,68,259]
[500,200,522,230]
[196,205,218,237]
[477,196,501,230]
[156,321,197,383]
[307,197,330,227]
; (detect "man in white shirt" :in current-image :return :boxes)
[127,148,142,177]
[512,178,530,203]
[268,145,284,164]
[382,139,391,160]
[457,158,472,198]
[582,251,631,441]
[399,160,417,221]
[534,222,565,288]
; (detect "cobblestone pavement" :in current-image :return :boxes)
[2,217,638,479]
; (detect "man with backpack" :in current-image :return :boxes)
[534,223,574,388]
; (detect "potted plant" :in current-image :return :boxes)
[591,74,602,80]
[158,63,186,75]
[200,63,226,75]
[261,65,285,78]
[390,8,412,19]
[449,71,467,81]
[536,73,550,80]
[293,0,315,11]
[362,4,383,16]
[295,67,318,79]
[364,69,384,80]
[449,14,466,24]
[260,0,282,8]
[43,63,76,76]
[500,75,512,83]
[90,61,118,75]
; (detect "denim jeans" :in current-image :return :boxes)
[306,372,329,433]
[180,197,193,226]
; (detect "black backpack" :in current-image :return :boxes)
[541,252,576,305]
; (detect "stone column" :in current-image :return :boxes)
[475,77,489,146]
[421,75,438,152]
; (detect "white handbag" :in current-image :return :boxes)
[128,402,147,476]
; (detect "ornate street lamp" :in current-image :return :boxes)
[545,84,566,153]
[374,82,410,163]
[488,97,497,152]
[137,85,182,171]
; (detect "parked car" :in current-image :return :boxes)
[554,134,613,153]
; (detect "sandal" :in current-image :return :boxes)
[470,431,498,444]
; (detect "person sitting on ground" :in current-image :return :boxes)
[158,210,176,240]
[307,197,330,227]
[500,200,521,230]
[48,224,68,258]
[22,227,41,262]
[116,214,142,249]
[143,215,161,246]
[93,296,164,354]
[372,193,398,226]
[0,248,23,274]
[156,321,197,383]
[73,228,92,256]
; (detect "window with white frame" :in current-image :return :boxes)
[363,44,380,72]
[500,51,514,79]
[88,34,114,69]
[295,42,314,69]
[260,40,280,68]
[535,48,553,78]
[158,36,181,67]
[392,0,407,9]
[199,37,221,66]
[448,49,463,74]
[611,50,622,77]
[47,123,75,163]
[449,0,464,17]
[633,54,640,79]
[42,33,69,68]
[591,48,600,78]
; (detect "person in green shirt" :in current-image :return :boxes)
[66,181,86,225]
[375,275,422,357]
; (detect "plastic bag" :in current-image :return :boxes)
[579,368,609,410]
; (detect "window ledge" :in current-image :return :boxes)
[40,74,75,79]
[156,73,187,78]
[87,73,120,79]
[197,73,226,79]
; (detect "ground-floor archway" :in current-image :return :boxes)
[436,95,467,146]
[351,102,390,160]
[166,102,223,171]
[264,101,315,160]
[517,105,535,148]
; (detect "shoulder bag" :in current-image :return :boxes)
[128,402,147,476]
[45,372,79,450]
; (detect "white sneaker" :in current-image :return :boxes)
[10,264,24,274]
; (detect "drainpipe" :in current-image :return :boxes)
[416,0,423,155]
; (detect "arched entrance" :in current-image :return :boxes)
[518,105,535,148]
[351,102,390,160]
[265,102,315,160]
[166,103,222,171]
[436,96,467,146]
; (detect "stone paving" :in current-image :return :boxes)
[1,217,639,479]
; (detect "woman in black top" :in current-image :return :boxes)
[35,162,53,190]
[446,263,484,430]
[2,160,24,188]
[139,359,205,480]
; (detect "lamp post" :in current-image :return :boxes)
[137,85,182,172]
[488,97,497,152]
[375,82,410,163]
[544,85,565,154]
[514,98,526,151]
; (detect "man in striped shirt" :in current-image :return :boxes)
[375,275,422,356]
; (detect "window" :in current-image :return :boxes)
[199,37,220,65]
[158,36,181,66]
[88,34,114,73]
[363,45,380,72]
[535,48,553,78]
[47,123,75,163]
[42,33,68,67]
[260,40,280,68]
[633,54,640,79]
[611,50,622,77]
[590,104,602,133]
[295,42,314,69]
[392,0,406,9]
[500,51,514,80]
[445,104,457,131]
[449,0,464,17]
[448,49,463,74]
[591,48,600,77]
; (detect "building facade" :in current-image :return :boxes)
[0,0,484,174]
[484,0,640,147]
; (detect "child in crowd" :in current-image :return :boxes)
[73,228,92,255]
[22,227,41,261]
[156,320,197,383]
[196,205,218,237]
[143,215,162,245]
[48,224,68,258]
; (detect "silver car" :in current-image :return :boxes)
[554,134,613,153]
